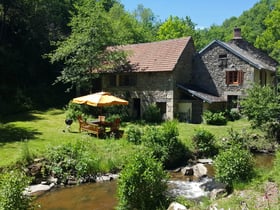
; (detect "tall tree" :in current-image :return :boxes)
[48,0,127,93]
[157,16,196,40]
[255,0,280,62]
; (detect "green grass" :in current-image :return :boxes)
[0,109,253,168]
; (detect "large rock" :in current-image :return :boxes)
[24,183,55,196]
[192,163,207,178]
[167,202,187,210]
[181,166,193,176]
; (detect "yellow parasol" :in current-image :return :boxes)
[72,91,128,107]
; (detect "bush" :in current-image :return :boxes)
[214,145,254,186]
[263,119,280,142]
[45,141,100,183]
[0,171,32,210]
[126,125,142,145]
[226,109,241,121]
[192,129,218,157]
[143,104,162,123]
[117,152,169,210]
[203,111,227,125]
[64,101,89,121]
[142,121,189,168]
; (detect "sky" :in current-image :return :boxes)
[120,0,260,29]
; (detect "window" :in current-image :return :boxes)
[119,74,136,86]
[219,54,228,68]
[226,70,244,85]
[227,95,238,109]
[108,75,116,87]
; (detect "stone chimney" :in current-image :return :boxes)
[233,27,242,39]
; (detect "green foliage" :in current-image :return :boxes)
[225,109,241,121]
[255,0,280,61]
[48,0,127,91]
[45,141,100,183]
[240,84,280,141]
[20,140,33,165]
[126,125,142,145]
[0,170,32,210]
[263,119,280,141]
[214,145,254,186]
[104,105,129,122]
[64,101,89,120]
[203,111,227,125]
[143,104,162,123]
[142,121,189,167]
[117,152,169,210]
[157,15,197,40]
[192,129,218,157]
[271,151,280,185]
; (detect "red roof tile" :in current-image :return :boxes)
[115,37,192,72]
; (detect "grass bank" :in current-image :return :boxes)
[0,109,253,168]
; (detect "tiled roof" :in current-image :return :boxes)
[114,37,192,72]
[177,84,226,103]
[199,39,278,72]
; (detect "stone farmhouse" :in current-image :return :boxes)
[99,28,278,123]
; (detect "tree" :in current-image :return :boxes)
[240,84,280,141]
[108,3,154,44]
[255,0,280,61]
[157,15,197,40]
[48,0,127,93]
[117,152,169,210]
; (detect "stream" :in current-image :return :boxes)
[33,154,275,210]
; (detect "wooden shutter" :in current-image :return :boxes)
[226,71,229,85]
[238,71,244,85]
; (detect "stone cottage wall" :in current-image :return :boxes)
[193,43,255,99]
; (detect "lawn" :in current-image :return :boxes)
[0,109,253,168]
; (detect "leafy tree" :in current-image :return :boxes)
[255,0,280,61]
[48,0,127,93]
[117,152,169,210]
[108,3,155,44]
[157,16,198,42]
[240,85,280,128]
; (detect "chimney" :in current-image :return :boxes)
[233,27,242,39]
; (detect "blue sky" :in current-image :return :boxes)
[120,0,259,28]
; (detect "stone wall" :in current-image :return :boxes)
[193,43,255,99]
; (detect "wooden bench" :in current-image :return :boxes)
[77,116,105,138]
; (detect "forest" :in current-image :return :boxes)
[0,0,279,116]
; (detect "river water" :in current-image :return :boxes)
[33,154,275,210]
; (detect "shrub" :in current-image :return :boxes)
[64,101,89,120]
[104,105,129,122]
[203,111,227,125]
[192,129,218,157]
[142,121,189,168]
[226,109,241,121]
[214,145,254,186]
[117,152,169,210]
[263,119,280,142]
[45,141,100,183]
[143,104,162,123]
[126,125,142,145]
[0,170,32,210]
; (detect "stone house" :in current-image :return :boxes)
[100,37,195,121]
[99,28,278,123]
[187,28,278,122]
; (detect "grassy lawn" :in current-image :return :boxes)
[0,109,253,168]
